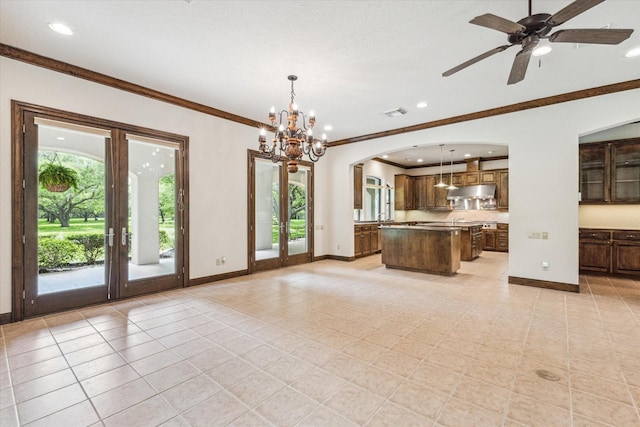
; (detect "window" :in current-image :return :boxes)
[365,176,386,221]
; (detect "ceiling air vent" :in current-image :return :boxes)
[383,108,407,117]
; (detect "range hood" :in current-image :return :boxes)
[447,184,496,210]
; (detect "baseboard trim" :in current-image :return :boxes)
[508,276,580,293]
[325,255,356,262]
[0,313,12,325]
[189,269,249,287]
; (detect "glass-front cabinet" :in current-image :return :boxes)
[579,139,640,204]
[612,140,640,203]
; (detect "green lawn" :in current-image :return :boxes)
[272,219,306,242]
[38,218,175,241]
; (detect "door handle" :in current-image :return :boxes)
[121,227,129,246]
[106,228,114,247]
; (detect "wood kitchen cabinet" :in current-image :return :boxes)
[483,224,508,252]
[394,174,414,210]
[464,172,479,185]
[497,170,509,210]
[480,170,497,184]
[413,175,427,210]
[452,173,465,187]
[354,224,380,258]
[579,228,640,277]
[435,175,450,208]
[354,163,363,209]
[611,140,640,203]
[394,166,508,211]
[612,231,640,276]
[579,139,640,204]
[496,223,509,252]
[461,225,483,261]
[483,229,496,251]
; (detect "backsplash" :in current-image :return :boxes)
[399,209,509,224]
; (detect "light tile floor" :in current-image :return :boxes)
[1,252,639,426]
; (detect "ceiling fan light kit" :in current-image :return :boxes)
[442,0,634,84]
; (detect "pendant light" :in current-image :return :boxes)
[447,149,458,190]
[434,144,448,188]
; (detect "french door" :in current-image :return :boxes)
[14,104,187,319]
[249,152,314,273]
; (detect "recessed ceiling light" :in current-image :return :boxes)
[382,155,389,159]
[56,136,65,141]
[416,102,428,109]
[464,153,471,157]
[624,46,640,58]
[417,159,423,163]
[48,22,73,36]
[488,150,494,154]
[324,125,333,131]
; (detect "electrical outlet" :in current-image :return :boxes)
[541,261,549,270]
[215,258,220,266]
[337,244,341,250]
[528,232,541,239]
[541,232,549,239]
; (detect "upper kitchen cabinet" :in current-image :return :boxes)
[612,140,640,203]
[497,170,509,210]
[354,163,363,209]
[580,139,640,204]
[394,174,414,210]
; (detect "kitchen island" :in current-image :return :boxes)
[380,225,461,276]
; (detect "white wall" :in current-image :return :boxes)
[1,55,638,315]
[322,90,640,286]
[0,58,258,314]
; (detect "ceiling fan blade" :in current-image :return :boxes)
[549,28,634,44]
[470,14,525,34]
[507,45,535,85]
[442,45,513,77]
[548,0,605,26]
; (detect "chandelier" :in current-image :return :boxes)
[258,75,327,173]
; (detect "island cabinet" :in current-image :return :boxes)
[579,228,640,277]
[354,224,379,258]
[460,225,483,261]
[381,226,461,276]
[580,139,640,204]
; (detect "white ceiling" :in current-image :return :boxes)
[1,0,639,166]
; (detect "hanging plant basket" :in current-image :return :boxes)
[38,163,79,193]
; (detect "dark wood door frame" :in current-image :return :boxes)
[247,150,314,274]
[11,101,190,321]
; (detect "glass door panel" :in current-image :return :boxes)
[250,153,313,272]
[25,118,110,317]
[254,159,283,271]
[287,166,309,258]
[121,137,182,297]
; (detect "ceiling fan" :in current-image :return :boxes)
[442,0,634,84]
